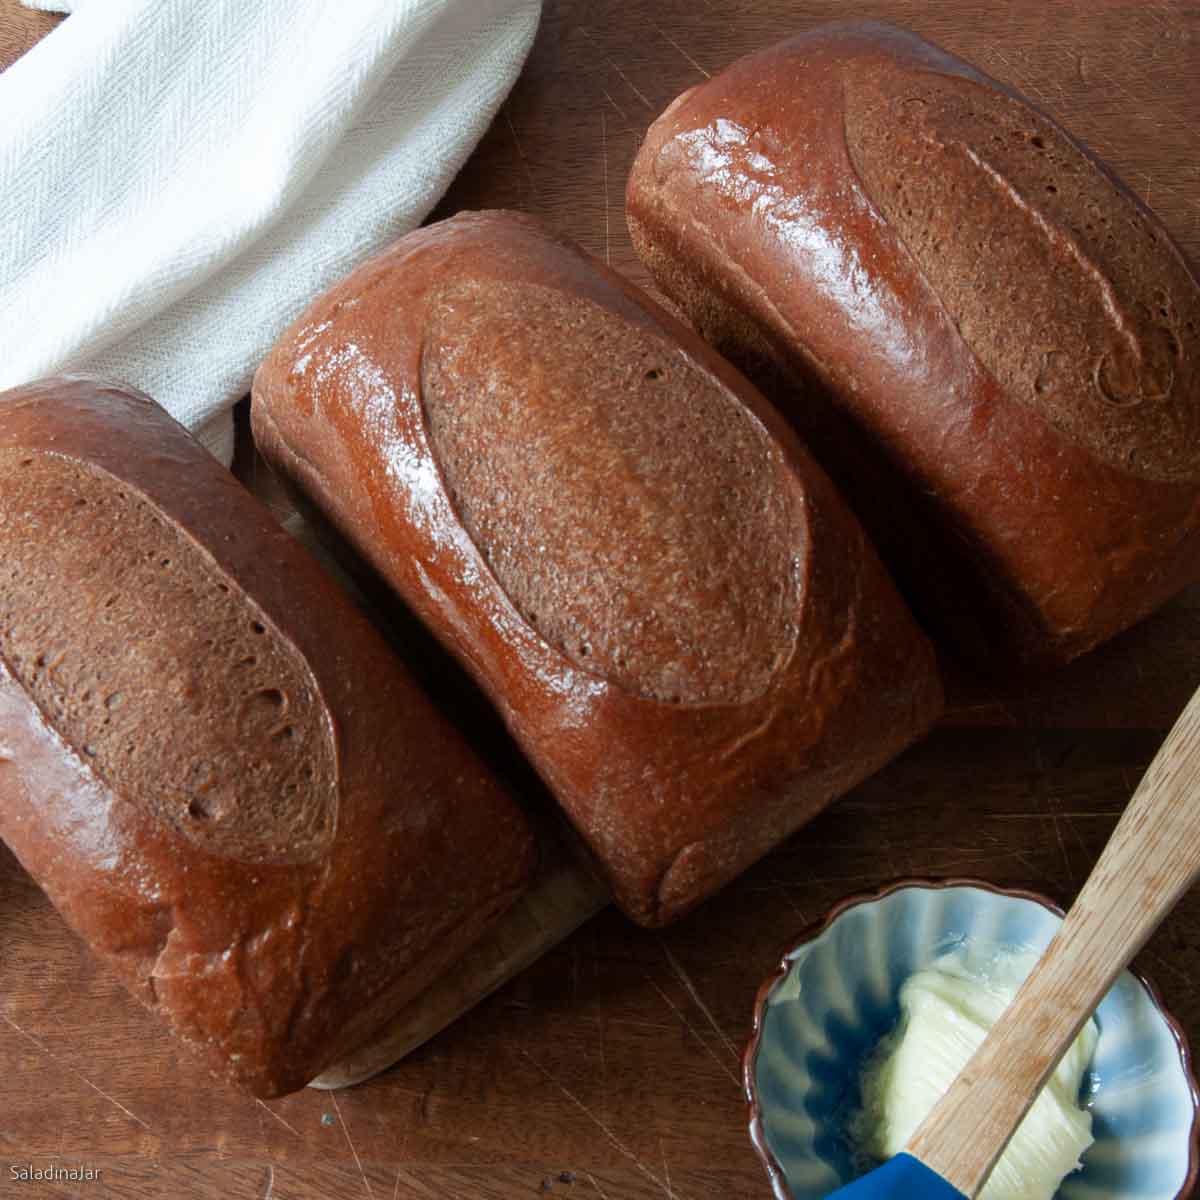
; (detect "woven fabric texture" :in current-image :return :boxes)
[3,0,542,461]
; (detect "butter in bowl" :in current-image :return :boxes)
[744,880,1198,1200]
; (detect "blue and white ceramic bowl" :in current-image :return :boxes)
[744,880,1199,1200]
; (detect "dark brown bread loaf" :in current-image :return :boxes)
[626,20,1200,671]
[0,376,536,1097]
[251,210,943,927]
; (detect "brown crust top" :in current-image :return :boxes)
[626,20,1200,668]
[0,376,536,1096]
[253,210,943,926]
[844,66,1199,482]
[0,449,337,865]
[422,277,803,706]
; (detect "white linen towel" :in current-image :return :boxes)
[2,0,542,463]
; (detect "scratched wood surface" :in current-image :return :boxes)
[1,1,1199,1198]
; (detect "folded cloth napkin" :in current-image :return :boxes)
[2,0,542,463]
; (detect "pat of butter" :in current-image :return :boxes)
[854,947,1099,1200]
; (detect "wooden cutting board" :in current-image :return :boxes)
[2,2,1199,1197]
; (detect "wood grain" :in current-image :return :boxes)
[2,1,1199,1197]
[909,686,1200,1194]
[0,0,57,71]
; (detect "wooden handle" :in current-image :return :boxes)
[907,683,1200,1196]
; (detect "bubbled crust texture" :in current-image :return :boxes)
[0,450,338,866]
[251,210,943,927]
[422,277,803,707]
[0,377,536,1097]
[626,20,1200,670]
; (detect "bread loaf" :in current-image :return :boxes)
[626,21,1200,670]
[251,210,943,927]
[0,376,536,1097]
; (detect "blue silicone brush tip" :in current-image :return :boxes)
[824,1153,967,1200]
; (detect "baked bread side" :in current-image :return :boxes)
[626,20,1200,669]
[251,210,943,926]
[0,376,536,1097]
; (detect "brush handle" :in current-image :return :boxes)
[906,683,1200,1197]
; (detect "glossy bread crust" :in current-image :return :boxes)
[251,210,943,927]
[0,376,536,1097]
[626,20,1200,670]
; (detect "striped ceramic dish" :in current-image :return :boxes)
[745,880,1199,1200]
